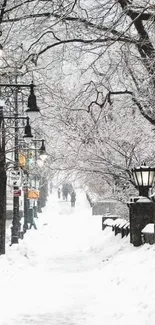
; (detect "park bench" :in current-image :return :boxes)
[112,219,129,236]
[102,218,115,230]
[102,217,130,238]
[121,222,130,238]
[102,215,118,230]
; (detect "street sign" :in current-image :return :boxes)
[27,190,40,199]
[10,170,21,187]
[13,189,21,197]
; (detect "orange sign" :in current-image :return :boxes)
[27,190,40,199]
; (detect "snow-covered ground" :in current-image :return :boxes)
[1,190,155,325]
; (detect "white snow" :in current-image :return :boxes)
[142,223,154,234]
[1,189,155,324]
[112,218,125,226]
[103,218,115,226]
[137,197,152,203]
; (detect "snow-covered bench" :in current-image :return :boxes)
[121,222,130,238]
[112,219,129,237]
[102,217,130,238]
[102,215,118,230]
[102,218,115,230]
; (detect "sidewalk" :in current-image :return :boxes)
[0,190,154,325]
[0,190,104,325]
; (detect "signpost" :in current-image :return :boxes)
[10,170,21,187]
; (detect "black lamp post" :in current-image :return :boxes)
[0,101,6,254]
[29,138,47,219]
[131,164,155,197]
[23,169,29,235]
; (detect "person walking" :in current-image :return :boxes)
[71,191,76,207]
[57,188,61,199]
[29,208,37,229]
[62,188,68,201]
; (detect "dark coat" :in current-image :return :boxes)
[71,192,76,202]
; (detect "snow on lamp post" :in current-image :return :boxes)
[131,163,155,197]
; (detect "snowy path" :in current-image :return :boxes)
[1,190,155,325]
[1,191,105,325]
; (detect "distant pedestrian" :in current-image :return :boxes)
[62,188,68,201]
[71,191,76,207]
[58,188,61,199]
[29,208,37,229]
[50,182,53,194]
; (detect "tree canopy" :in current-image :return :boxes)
[1,0,155,199]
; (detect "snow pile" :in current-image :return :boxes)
[142,223,154,233]
[103,218,115,226]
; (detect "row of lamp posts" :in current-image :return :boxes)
[0,79,48,253]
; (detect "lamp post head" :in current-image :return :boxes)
[39,139,47,161]
[23,117,33,138]
[25,82,40,119]
[131,163,155,197]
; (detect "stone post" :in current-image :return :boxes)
[128,197,155,246]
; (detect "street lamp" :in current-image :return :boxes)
[129,163,155,247]
[131,164,155,197]
[0,81,40,116]
[25,82,40,121]
[23,117,33,138]
[39,139,47,161]
[31,138,47,161]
